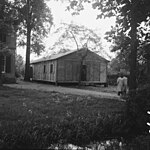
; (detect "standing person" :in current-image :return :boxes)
[122,75,128,96]
[117,73,124,96]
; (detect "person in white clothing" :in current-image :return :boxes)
[122,75,128,95]
[117,73,124,96]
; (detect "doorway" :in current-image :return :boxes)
[81,65,87,81]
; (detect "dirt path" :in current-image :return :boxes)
[4,81,122,100]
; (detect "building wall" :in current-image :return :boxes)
[57,59,80,82]
[32,50,108,84]
[57,50,108,83]
[100,62,107,83]
[2,31,16,83]
[32,60,57,82]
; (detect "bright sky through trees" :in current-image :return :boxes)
[17,0,116,60]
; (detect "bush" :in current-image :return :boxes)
[107,74,118,86]
[123,84,150,140]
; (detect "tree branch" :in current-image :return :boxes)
[69,30,79,50]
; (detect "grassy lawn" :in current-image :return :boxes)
[65,84,117,93]
[0,86,125,149]
[80,85,117,93]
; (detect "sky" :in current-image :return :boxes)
[17,1,116,61]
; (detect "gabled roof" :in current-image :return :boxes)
[31,49,109,64]
[31,50,77,64]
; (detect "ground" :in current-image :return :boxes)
[0,82,125,148]
[70,84,117,93]
[4,80,120,100]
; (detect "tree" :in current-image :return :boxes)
[105,17,150,85]
[51,23,103,53]
[94,0,150,95]
[67,0,150,95]
[12,0,53,81]
[15,54,25,78]
[108,55,129,75]
[105,25,130,71]
[50,23,104,84]
[66,0,150,139]
[138,19,150,84]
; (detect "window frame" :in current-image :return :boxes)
[1,55,11,73]
[1,56,6,73]
[50,63,53,73]
[6,55,11,73]
[43,65,46,73]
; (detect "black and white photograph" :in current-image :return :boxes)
[0,0,150,149]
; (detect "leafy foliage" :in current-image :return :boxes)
[50,23,106,57]
[15,54,25,77]
[67,0,150,91]
[9,0,53,81]
[12,0,53,54]
[108,54,129,75]
[94,0,150,89]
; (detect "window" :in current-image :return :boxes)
[50,64,53,73]
[0,55,11,73]
[0,34,6,43]
[43,65,46,73]
[6,55,11,73]
[1,56,6,73]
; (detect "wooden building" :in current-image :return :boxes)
[0,29,16,83]
[31,48,109,85]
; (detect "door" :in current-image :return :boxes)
[81,65,87,81]
[43,64,46,80]
[30,66,33,79]
[100,63,107,83]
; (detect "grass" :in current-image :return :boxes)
[65,84,117,93]
[0,86,125,149]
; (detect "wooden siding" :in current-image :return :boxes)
[57,50,108,83]
[100,62,107,83]
[57,59,80,82]
[32,60,56,82]
[32,49,108,84]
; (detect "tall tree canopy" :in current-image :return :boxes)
[67,0,150,94]
[50,23,106,57]
[11,0,53,81]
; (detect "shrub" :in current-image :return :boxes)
[123,84,150,140]
[107,74,118,86]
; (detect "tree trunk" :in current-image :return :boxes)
[0,74,2,86]
[147,59,150,84]
[78,59,83,86]
[0,55,3,86]
[129,14,138,96]
[78,48,88,86]
[24,26,31,81]
[24,0,31,81]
